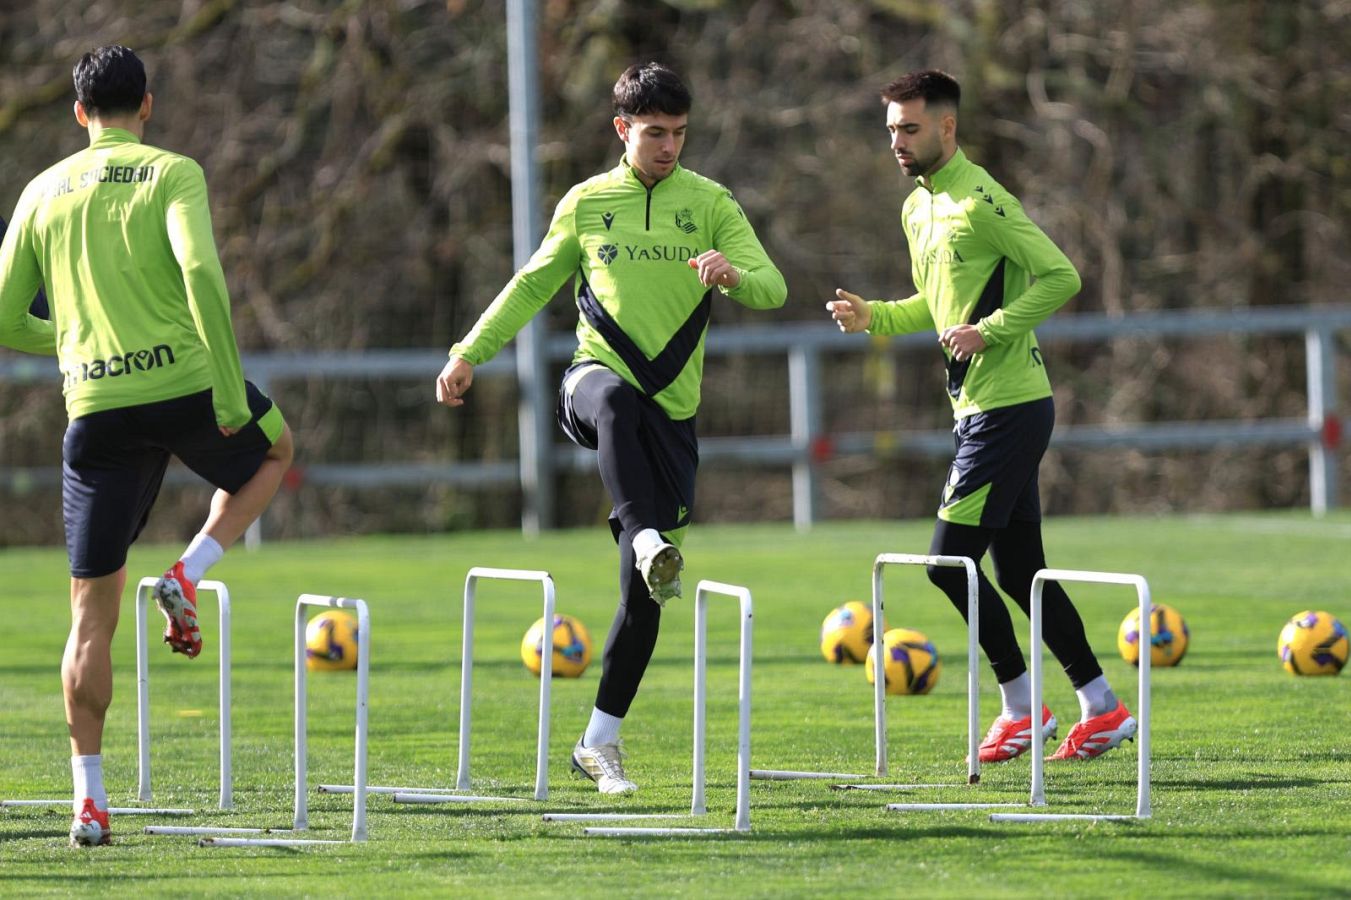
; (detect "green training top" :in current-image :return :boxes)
[866,147,1081,419]
[450,158,787,421]
[0,128,251,428]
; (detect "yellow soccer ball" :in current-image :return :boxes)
[521,614,593,678]
[1278,610,1348,676]
[1117,603,1189,668]
[821,601,885,664]
[305,610,360,672]
[866,628,941,695]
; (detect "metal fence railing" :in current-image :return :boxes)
[2,305,1346,534]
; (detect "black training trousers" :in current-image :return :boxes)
[557,363,697,717]
[925,518,1103,689]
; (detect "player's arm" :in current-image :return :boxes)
[696,190,786,310]
[165,161,251,432]
[828,290,934,335]
[862,292,934,336]
[437,189,583,407]
[970,194,1081,348]
[0,200,57,355]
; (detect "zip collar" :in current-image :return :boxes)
[916,146,969,194]
[619,156,682,190]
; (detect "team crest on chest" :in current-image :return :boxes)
[674,208,697,234]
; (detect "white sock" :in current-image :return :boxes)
[72,754,107,812]
[999,672,1033,720]
[1076,675,1116,720]
[582,708,623,748]
[180,533,224,585]
[630,528,665,561]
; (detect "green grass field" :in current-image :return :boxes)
[2,513,1350,897]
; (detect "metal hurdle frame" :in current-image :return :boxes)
[324,564,556,800]
[541,580,753,837]
[198,594,370,847]
[134,577,233,810]
[753,554,984,794]
[317,567,556,806]
[990,568,1152,824]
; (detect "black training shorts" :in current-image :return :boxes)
[938,396,1054,529]
[62,383,282,578]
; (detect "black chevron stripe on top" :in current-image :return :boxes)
[576,274,712,398]
[946,257,1006,400]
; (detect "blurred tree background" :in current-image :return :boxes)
[0,0,1348,546]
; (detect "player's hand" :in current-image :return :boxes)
[218,425,239,437]
[827,289,871,333]
[436,356,474,407]
[688,250,740,289]
[940,324,987,362]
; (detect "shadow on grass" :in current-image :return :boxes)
[1097,845,1329,894]
[0,827,69,842]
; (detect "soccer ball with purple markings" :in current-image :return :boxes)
[1117,603,1189,668]
[820,601,886,665]
[1278,610,1348,676]
[521,613,592,678]
[305,610,360,672]
[866,627,941,695]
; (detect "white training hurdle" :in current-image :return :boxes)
[135,577,233,810]
[989,568,1152,824]
[756,554,985,796]
[542,580,753,837]
[316,567,558,806]
[194,594,371,847]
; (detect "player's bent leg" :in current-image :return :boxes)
[201,423,293,552]
[159,424,293,656]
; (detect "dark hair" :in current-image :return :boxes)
[613,62,691,118]
[73,45,147,116]
[881,69,960,109]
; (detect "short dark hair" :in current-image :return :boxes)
[73,45,147,117]
[881,70,960,109]
[613,62,691,119]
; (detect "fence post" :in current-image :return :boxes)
[1306,328,1340,515]
[789,346,821,532]
[507,0,553,534]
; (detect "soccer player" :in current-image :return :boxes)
[0,46,293,845]
[828,70,1136,763]
[435,62,785,793]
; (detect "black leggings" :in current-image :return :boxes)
[559,366,696,718]
[926,519,1102,689]
[594,534,663,717]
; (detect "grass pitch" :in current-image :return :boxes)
[2,513,1350,897]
